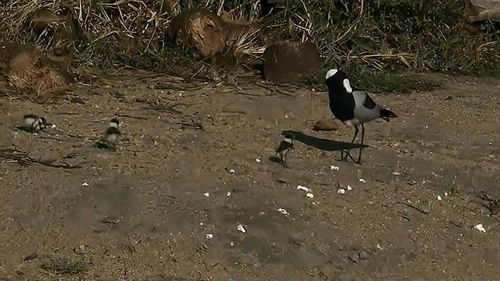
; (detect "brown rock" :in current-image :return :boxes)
[263,41,323,83]
[0,43,73,98]
[466,0,500,22]
[313,118,339,131]
[168,9,227,57]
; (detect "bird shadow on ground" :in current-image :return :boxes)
[281,130,368,151]
[269,156,283,165]
[16,126,33,133]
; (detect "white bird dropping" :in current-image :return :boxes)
[297,185,311,192]
[237,224,246,233]
[330,165,340,171]
[474,224,486,233]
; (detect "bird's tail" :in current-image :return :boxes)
[380,109,397,121]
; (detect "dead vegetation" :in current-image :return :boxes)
[0,43,73,99]
[0,0,498,95]
[0,147,85,169]
[41,258,89,275]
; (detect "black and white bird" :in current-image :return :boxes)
[97,118,121,150]
[23,114,48,133]
[276,133,294,167]
[325,69,397,163]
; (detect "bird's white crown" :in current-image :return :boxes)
[325,69,338,79]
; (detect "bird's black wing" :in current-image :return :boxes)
[362,92,377,109]
[106,127,121,136]
[24,114,38,119]
[276,141,292,152]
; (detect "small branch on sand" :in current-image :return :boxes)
[0,148,85,169]
[396,201,430,214]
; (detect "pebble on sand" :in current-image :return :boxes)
[277,208,290,216]
[237,224,246,233]
[330,165,340,171]
[474,224,486,233]
[297,185,311,192]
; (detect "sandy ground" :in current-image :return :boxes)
[0,71,499,281]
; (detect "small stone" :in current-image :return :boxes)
[330,165,340,171]
[348,253,359,263]
[297,185,311,192]
[313,118,339,131]
[237,224,246,233]
[73,245,85,255]
[70,97,86,104]
[23,252,38,261]
[206,234,213,239]
[474,224,486,233]
[358,249,369,260]
[305,193,314,199]
[277,208,290,216]
[338,189,346,194]
[203,192,210,197]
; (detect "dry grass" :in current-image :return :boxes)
[0,0,498,83]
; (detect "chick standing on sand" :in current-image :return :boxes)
[97,118,121,150]
[23,114,48,133]
[276,133,294,168]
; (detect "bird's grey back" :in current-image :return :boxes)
[352,90,381,124]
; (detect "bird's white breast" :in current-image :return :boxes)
[25,117,36,126]
[343,119,361,127]
[106,134,118,143]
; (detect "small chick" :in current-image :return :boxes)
[276,133,294,168]
[103,118,121,149]
[23,114,48,133]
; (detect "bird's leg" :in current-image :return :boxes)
[344,126,359,161]
[356,124,365,164]
[351,126,359,144]
[282,151,288,168]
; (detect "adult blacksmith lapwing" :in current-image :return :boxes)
[325,69,397,163]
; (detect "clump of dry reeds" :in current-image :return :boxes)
[0,0,498,81]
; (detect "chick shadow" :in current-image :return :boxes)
[269,156,283,165]
[281,130,368,152]
[16,126,35,133]
[94,141,116,151]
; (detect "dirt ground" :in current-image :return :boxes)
[0,71,498,281]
